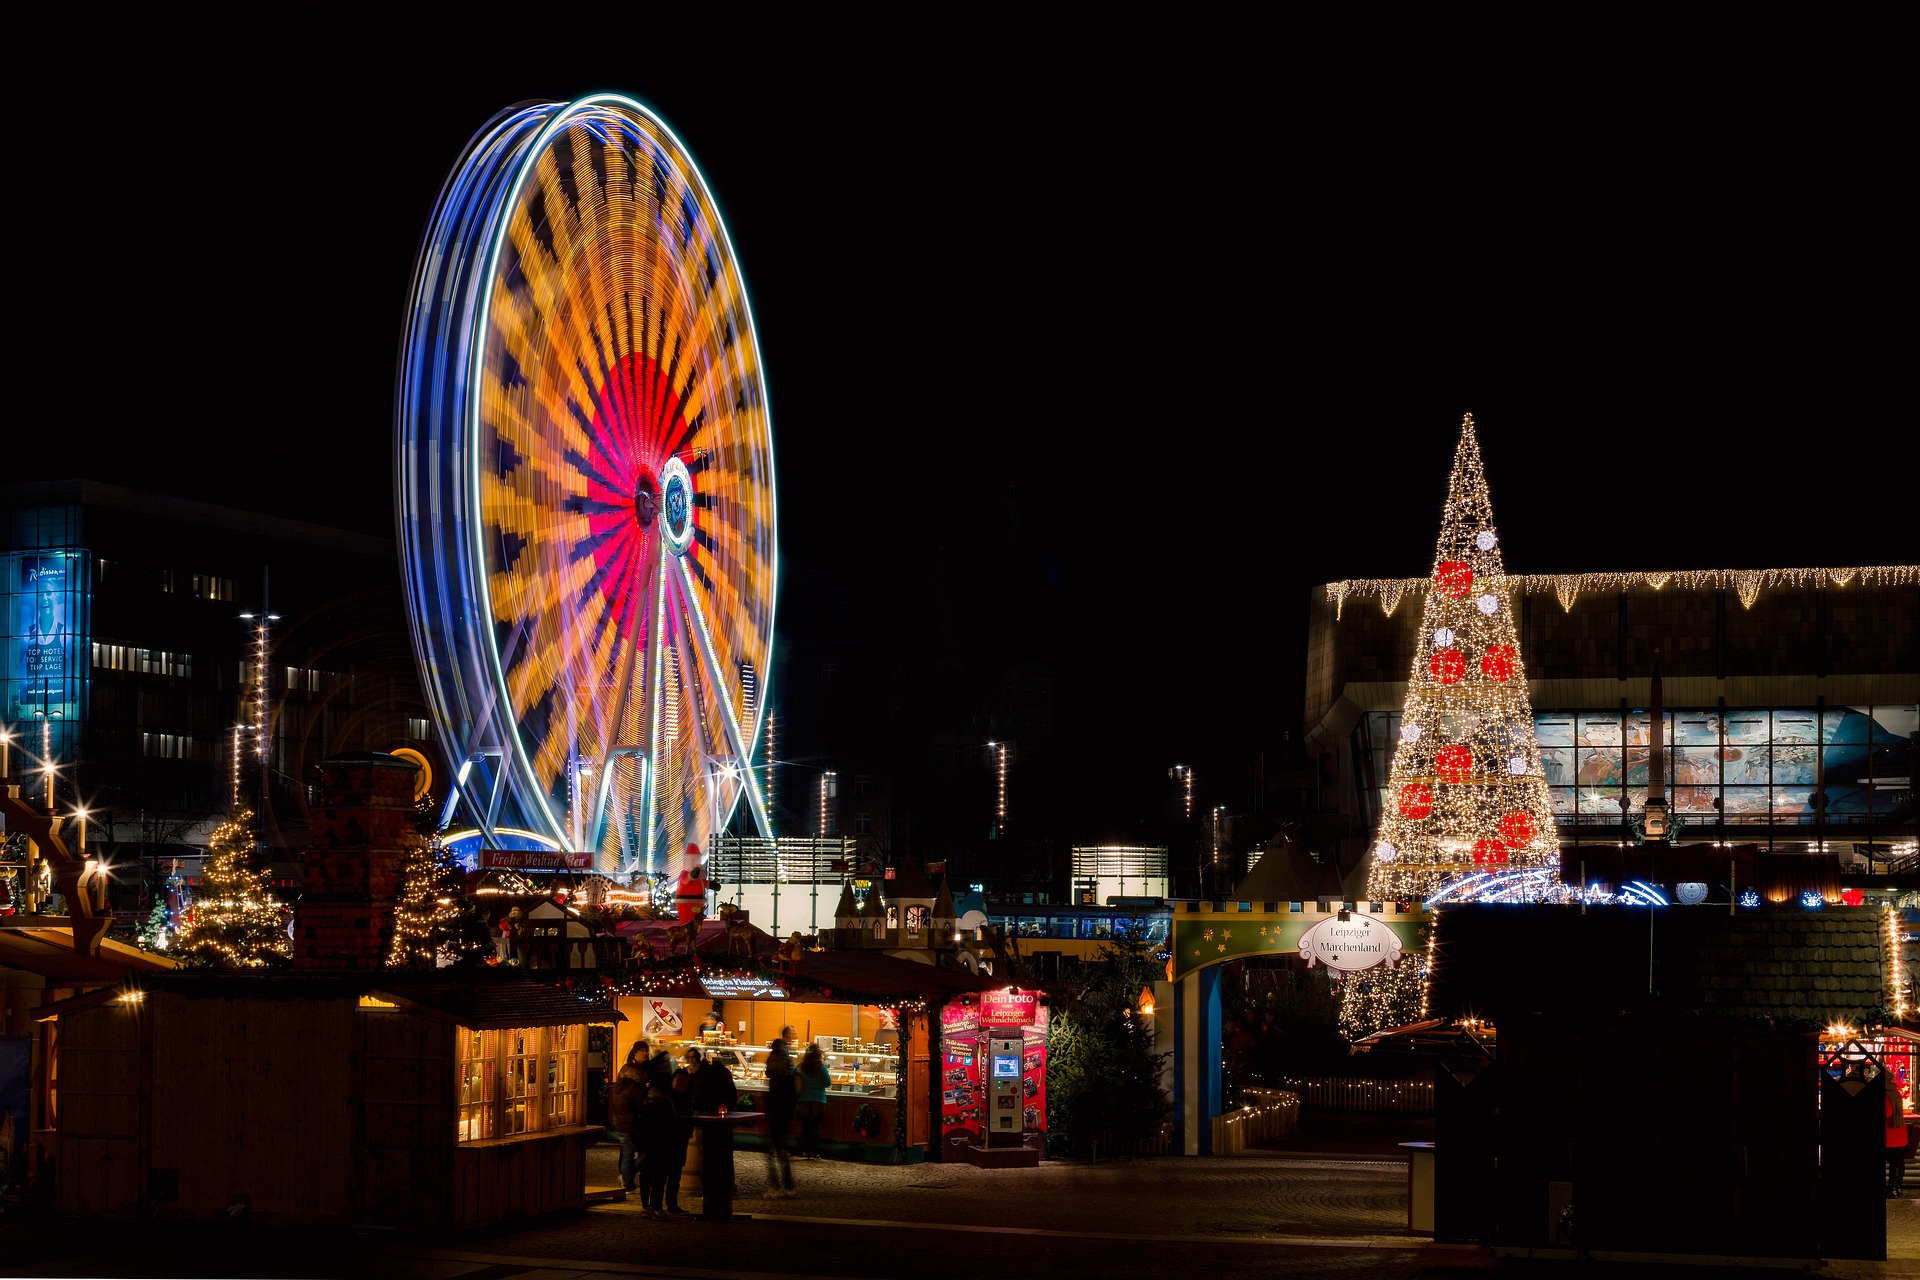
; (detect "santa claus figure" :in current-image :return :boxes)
[673,842,708,922]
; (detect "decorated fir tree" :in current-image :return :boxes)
[1339,415,1564,1038]
[173,810,291,968]
[387,820,492,968]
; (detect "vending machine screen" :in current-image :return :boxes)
[992,1054,1019,1079]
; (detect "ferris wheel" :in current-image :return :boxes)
[397,94,776,875]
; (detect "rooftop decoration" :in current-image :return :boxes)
[1325,564,1919,620]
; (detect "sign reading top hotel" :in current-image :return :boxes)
[6,551,89,731]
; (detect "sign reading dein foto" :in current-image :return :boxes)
[1296,913,1404,972]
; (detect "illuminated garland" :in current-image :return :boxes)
[1889,904,1910,1022]
[172,810,290,969]
[1340,416,1565,1039]
[1326,564,1919,620]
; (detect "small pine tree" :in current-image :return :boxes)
[173,810,290,968]
[1045,925,1171,1157]
[388,829,492,968]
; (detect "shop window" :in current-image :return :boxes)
[455,1023,582,1143]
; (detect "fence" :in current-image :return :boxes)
[1212,1086,1301,1153]
[1276,1073,1434,1115]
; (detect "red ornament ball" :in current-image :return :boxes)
[1433,560,1474,598]
[1435,745,1474,783]
[1429,649,1466,684]
[1472,838,1508,865]
[1481,644,1518,682]
[1498,810,1536,848]
[1397,783,1434,820]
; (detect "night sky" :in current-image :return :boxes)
[18,26,1910,836]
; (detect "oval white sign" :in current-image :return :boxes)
[1296,913,1403,972]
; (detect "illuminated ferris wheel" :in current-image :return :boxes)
[396,94,776,874]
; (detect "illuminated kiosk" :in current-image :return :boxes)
[396,94,777,879]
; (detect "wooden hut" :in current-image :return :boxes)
[39,971,616,1225]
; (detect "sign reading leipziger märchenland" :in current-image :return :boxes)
[1296,913,1404,972]
[1169,908,1427,981]
[979,990,1038,1026]
[480,848,593,870]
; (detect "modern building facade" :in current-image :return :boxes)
[1,481,441,872]
[1305,568,1918,870]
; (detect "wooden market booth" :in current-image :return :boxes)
[37,971,619,1225]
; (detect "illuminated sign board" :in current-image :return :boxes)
[4,550,90,750]
[979,990,1038,1026]
[479,848,593,870]
[699,975,787,999]
[1296,913,1405,973]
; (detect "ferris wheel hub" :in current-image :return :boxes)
[660,455,695,556]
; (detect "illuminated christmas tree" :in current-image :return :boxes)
[1339,415,1563,1038]
[386,826,492,968]
[174,810,291,968]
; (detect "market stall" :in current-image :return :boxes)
[607,949,1031,1162]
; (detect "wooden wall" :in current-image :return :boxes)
[54,1004,142,1216]
[149,992,356,1221]
[355,1009,454,1225]
[450,1127,596,1228]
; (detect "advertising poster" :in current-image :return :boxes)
[940,998,1048,1153]
[640,997,683,1039]
[5,551,88,744]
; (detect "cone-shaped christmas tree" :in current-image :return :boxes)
[1339,415,1563,1038]
[174,810,291,968]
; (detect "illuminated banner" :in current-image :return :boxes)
[479,848,593,870]
[700,975,786,999]
[979,990,1038,1026]
[1296,913,1405,972]
[1170,909,1428,980]
[4,550,89,746]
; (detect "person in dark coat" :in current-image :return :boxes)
[694,1051,740,1219]
[1889,1088,1911,1197]
[634,1081,677,1214]
[761,1032,797,1197]
[608,1059,647,1193]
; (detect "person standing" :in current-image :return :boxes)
[634,1080,676,1215]
[762,1031,797,1198]
[796,1043,831,1160]
[608,1053,647,1193]
[694,1049,739,1219]
[1889,1087,1911,1198]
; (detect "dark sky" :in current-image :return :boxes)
[17,23,1911,830]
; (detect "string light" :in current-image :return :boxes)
[1325,563,1918,620]
[1888,904,1909,1021]
[171,809,290,968]
[1341,415,1565,1040]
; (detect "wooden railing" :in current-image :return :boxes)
[1276,1073,1434,1115]
[1212,1087,1301,1153]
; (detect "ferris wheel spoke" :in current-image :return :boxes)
[642,540,670,873]
[673,555,772,838]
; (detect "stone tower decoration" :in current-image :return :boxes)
[294,753,422,968]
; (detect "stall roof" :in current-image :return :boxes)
[0,919,176,982]
[33,970,618,1029]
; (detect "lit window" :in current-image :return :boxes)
[454,1023,582,1143]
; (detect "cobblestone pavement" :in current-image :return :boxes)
[2,1145,1914,1278]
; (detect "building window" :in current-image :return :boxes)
[853,776,871,799]
[141,732,192,759]
[408,717,431,740]
[190,574,235,602]
[455,1023,582,1144]
[854,811,872,835]
[93,644,190,678]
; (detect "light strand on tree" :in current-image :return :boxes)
[1324,563,1919,621]
[171,809,290,968]
[1339,415,1566,1040]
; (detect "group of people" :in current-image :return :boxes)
[608,1022,835,1218]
